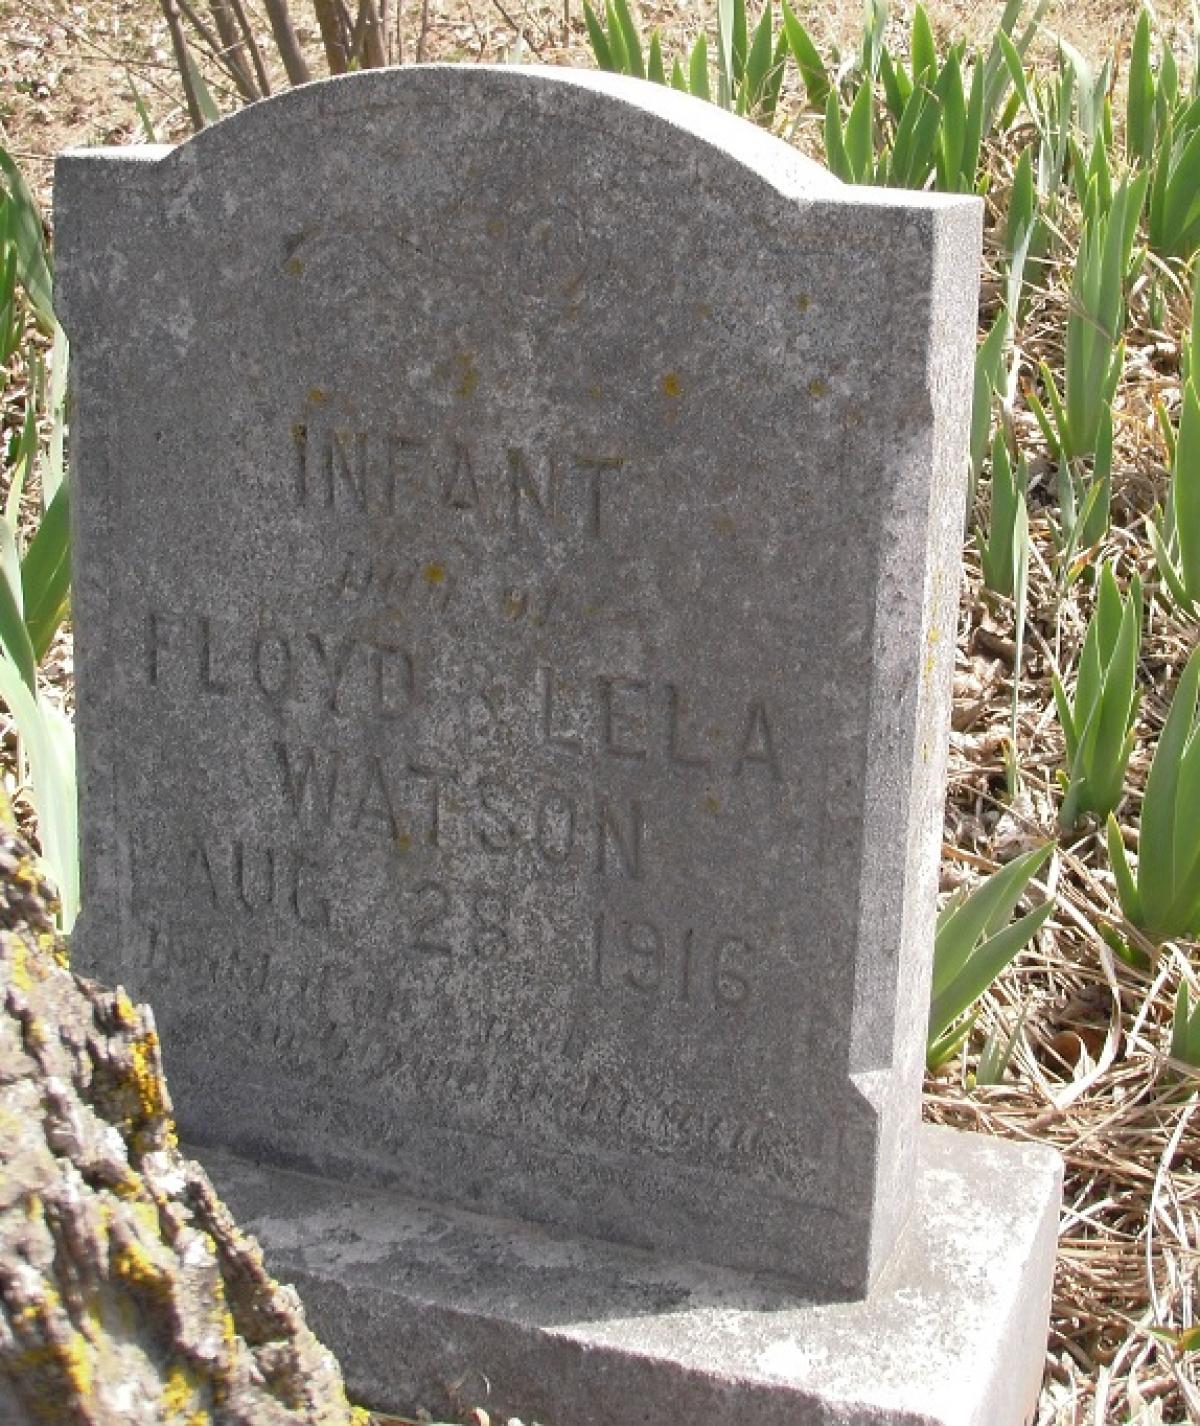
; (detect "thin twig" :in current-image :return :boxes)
[166,0,227,75]
[157,0,204,131]
[488,0,544,55]
[226,0,272,95]
[170,0,254,98]
[205,0,261,99]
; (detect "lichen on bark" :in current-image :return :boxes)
[0,808,366,1425]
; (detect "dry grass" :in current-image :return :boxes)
[911,140,1200,1421]
[6,2,1200,1423]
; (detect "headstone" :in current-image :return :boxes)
[56,66,1061,1425]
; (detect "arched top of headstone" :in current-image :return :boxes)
[177,65,837,195]
[64,63,837,198]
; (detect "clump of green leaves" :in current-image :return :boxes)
[977,430,1029,599]
[1029,173,1147,464]
[1005,147,1048,323]
[1053,564,1142,831]
[1151,381,1200,616]
[823,0,1039,190]
[1126,6,1165,167]
[583,0,1041,193]
[1055,405,1113,576]
[825,2,991,190]
[928,844,1055,1069]
[1000,27,1097,198]
[1107,645,1200,944]
[969,310,1009,509]
[584,0,789,124]
[0,145,76,929]
[0,150,54,338]
[1171,979,1200,1069]
[1127,6,1200,261]
[974,1007,1029,1086]
[1151,277,1200,616]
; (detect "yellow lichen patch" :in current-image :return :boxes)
[808,377,828,398]
[128,1199,163,1242]
[285,256,304,276]
[111,1234,167,1293]
[794,293,812,313]
[112,990,139,1030]
[307,387,327,404]
[351,1409,373,1425]
[7,1324,94,1405]
[161,1360,208,1423]
[81,1296,106,1342]
[128,1029,170,1123]
[704,794,720,815]
[93,1198,114,1237]
[922,625,942,681]
[111,1167,147,1198]
[661,371,682,399]
[588,383,603,400]
[8,940,34,992]
[422,562,446,586]
[35,927,67,969]
[60,1331,94,1400]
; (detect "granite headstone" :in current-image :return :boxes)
[56,66,1061,1424]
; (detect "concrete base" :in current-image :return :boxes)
[196,1124,1061,1426]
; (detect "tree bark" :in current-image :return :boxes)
[0,813,362,1424]
[262,0,313,85]
[313,0,351,73]
[353,0,387,69]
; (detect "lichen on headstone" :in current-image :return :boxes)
[0,807,366,1424]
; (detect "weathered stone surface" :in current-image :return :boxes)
[56,66,983,1298]
[0,810,362,1425]
[201,1125,1063,1426]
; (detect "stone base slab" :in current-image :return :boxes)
[196,1124,1061,1426]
